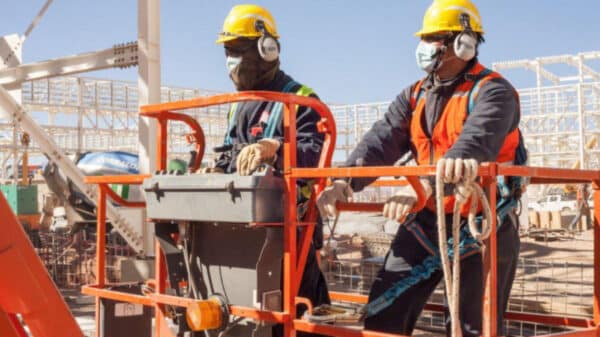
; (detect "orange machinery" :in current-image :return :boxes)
[82,91,600,337]
[0,186,83,336]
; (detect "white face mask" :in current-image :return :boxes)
[415,41,443,73]
[226,56,242,74]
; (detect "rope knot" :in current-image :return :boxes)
[435,158,493,337]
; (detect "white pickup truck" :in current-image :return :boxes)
[528,194,578,212]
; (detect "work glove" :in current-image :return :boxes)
[236,138,280,176]
[316,180,353,219]
[438,158,478,184]
[437,158,479,203]
[382,178,433,222]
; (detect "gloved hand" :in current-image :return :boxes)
[382,178,433,222]
[437,158,479,203]
[438,158,478,183]
[236,138,280,176]
[316,180,353,219]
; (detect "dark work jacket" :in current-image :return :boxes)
[214,70,326,249]
[215,70,324,173]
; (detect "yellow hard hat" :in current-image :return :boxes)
[415,0,484,37]
[216,4,279,44]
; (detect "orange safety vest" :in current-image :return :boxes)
[409,62,521,214]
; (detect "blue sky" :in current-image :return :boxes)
[3,1,600,104]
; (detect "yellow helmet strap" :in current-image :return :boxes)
[255,20,280,62]
[453,13,478,61]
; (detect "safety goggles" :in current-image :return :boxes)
[224,38,257,56]
[421,33,455,43]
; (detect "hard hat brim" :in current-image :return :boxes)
[215,34,240,44]
[216,32,269,44]
[415,27,484,37]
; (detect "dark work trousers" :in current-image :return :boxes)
[364,208,520,337]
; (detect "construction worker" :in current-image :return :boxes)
[317,1,525,336]
[213,4,330,336]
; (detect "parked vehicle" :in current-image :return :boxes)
[528,194,578,212]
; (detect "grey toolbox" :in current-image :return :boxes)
[143,169,286,223]
[144,169,287,336]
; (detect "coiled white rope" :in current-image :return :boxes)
[436,159,493,337]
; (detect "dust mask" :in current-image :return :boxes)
[416,41,442,73]
[226,56,242,74]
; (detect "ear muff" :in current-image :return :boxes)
[453,33,477,61]
[255,20,279,62]
[453,13,477,61]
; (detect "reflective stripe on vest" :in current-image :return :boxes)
[223,81,315,144]
[364,223,481,317]
[264,80,300,138]
[409,62,522,214]
[224,103,238,145]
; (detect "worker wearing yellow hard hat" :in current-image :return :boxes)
[211,5,331,337]
[415,0,484,37]
[216,4,280,44]
[317,1,525,336]
[215,4,281,92]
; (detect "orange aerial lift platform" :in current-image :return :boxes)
[82,92,600,337]
[2,91,600,337]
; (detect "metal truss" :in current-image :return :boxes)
[5,51,600,173]
[0,76,229,169]
[328,102,389,164]
[515,82,600,169]
[0,42,138,87]
[493,51,600,169]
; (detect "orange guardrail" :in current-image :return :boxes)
[82,91,600,337]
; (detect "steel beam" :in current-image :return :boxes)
[137,0,161,257]
[0,42,138,87]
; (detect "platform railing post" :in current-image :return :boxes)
[593,182,600,325]
[482,164,498,337]
[95,185,107,337]
[157,117,168,171]
[154,238,172,337]
[283,103,298,337]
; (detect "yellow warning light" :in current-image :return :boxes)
[186,296,226,331]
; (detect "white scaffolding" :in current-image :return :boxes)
[0,76,229,170]
[493,52,600,169]
[4,51,600,173]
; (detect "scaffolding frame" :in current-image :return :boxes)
[0,76,229,177]
[493,51,600,170]
[9,51,600,175]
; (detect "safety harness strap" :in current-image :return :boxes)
[363,225,480,317]
[224,80,315,144]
